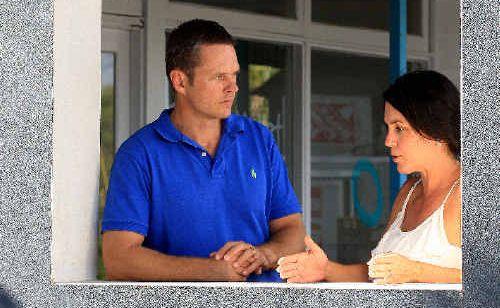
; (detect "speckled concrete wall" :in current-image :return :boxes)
[0,0,498,307]
[461,0,500,307]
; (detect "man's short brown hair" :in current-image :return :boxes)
[165,19,235,86]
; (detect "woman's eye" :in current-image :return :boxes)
[395,126,404,133]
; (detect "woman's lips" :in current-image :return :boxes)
[392,155,402,163]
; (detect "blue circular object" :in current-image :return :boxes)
[351,159,384,228]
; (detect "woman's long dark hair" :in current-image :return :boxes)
[383,70,460,160]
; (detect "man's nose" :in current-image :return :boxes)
[225,78,238,93]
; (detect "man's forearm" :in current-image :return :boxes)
[257,224,306,269]
[105,245,242,281]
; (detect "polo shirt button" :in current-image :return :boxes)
[201,152,207,157]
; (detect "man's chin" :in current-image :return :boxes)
[209,110,231,121]
[219,106,233,119]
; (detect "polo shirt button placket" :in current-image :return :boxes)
[200,150,211,174]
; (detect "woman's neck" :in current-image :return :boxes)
[418,156,461,197]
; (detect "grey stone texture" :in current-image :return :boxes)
[0,0,498,307]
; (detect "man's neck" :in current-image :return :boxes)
[170,105,222,157]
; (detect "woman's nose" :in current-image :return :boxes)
[385,132,395,148]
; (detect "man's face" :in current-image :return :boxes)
[182,44,240,120]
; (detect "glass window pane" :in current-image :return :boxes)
[310,49,426,263]
[233,40,300,170]
[171,0,296,19]
[99,52,115,280]
[312,0,422,36]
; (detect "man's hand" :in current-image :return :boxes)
[220,257,248,282]
[210,241,270,276]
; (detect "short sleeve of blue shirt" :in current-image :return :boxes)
[102,145,151,236]
[268,135,302,220]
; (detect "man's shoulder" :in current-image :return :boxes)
[231,113,265,128]
[115,122,159,161]
[230,114,273,140]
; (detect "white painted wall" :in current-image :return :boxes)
[431,0,460,86]
[51,0,101,282]
[144,0,169,122]
[102,0,142,16]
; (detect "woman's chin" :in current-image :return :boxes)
[396,163,412,175]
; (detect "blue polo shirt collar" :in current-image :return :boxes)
[153,108,245,144]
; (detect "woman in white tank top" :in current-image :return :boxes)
[277,70,462,284]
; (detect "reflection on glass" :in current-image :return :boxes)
[312,0,422,36]
[310,49,426,263]
[233,40,297,165]
[248,65,280,126]
[98,52,115,280]
[171,0,296,18]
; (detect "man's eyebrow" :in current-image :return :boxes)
[214,70,240,75]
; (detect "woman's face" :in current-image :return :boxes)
[383,102,445,174]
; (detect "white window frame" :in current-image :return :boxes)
[101,28,131,149]
[101,13,146,146]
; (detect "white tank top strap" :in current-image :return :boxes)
[437,178,461,241]
[439,178,460,210]
[400,178,422,216]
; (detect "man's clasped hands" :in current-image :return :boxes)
[209,241,274,281]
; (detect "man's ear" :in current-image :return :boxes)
[169,70,188,95]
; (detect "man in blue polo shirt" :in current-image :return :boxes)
[102,19,305,282]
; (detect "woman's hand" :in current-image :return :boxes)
[368,253,422,284]
[276,236,328,283]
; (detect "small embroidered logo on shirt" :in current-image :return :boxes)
[250,168,257,179]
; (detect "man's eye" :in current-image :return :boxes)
[395,126,404,133]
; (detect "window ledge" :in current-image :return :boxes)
[56,281,462,291]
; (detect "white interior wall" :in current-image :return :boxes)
[51,0,101,282]
[431,0,460,86]
[102,0,142,16]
